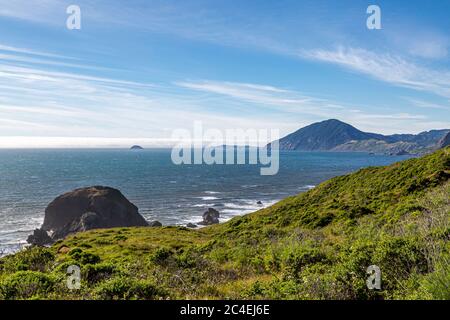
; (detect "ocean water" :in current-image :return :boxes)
[0,149,411,255]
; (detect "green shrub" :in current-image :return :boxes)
[84,262,118,284]
[1,247,54,273]
[373,237,428,291]
[281,245,327,281]
[176,249,201,269]
[0,271,56,299]
[150,247,173,265]
[68,248,100,265]
[93,277,165,300]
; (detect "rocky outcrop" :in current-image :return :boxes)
[27,186,148,246]
[198,208,220,225]
[130,145,144,150]
[149,221,163,227]
[27,228,53,246]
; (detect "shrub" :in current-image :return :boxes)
[1,247,54,273]
[0,271,56,299]
[84,262,118,284]
[68,248,101,265]
[373,237,428,291]
[281,245,327,281]
[93,277,165,300]
[150,247,173,265]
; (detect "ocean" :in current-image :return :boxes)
[0,149,411,255]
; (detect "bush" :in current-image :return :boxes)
[281,244,327,281]
[68,248,101,265]
[176,249,201,269]
[0,271,56,299]
[93,277,165,300]
[84,262,118,284]
[1,247,54,273]
[373,237,428,291]
[150,247,173,265]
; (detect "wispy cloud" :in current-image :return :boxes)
[176,79,450,135]
[301,47,450,99]
[0,47,296,145]
[0,52,107,71]
[405,98,450,111]
[176,80,343,116]
[0,44,77,59]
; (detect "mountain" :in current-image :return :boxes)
[1,147,448,300]
[271,119,449,154]
[439,132,450,148]
[274,119,382,151]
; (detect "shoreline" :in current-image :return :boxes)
[0,196,286,257]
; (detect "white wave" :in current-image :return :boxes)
[192,204,208,208]
[197,196,219,200]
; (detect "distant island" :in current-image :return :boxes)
[130,145,144,150]
[269,119,449,155]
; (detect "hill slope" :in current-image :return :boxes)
[440,132,450,148]
[1,147,449,300]
[272,119,449,154]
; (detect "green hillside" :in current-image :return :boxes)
[1,147,449,300]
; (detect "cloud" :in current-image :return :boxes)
[405,98,450,111]
[0,47,296,144]
[176,80,342,117]
[0,40,447,146]
[301,47,450,99]
[0,44,77,59]
[176,79,450,135]
[0,52,107,71]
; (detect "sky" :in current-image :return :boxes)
[0,0,449,147]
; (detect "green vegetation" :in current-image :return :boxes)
[1,147,449,300]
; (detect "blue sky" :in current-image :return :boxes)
[0,0,449,147]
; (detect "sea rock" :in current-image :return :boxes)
[199,208,220,225]
[27,229,53,246]
[130,145,144,150]
[257,201,263,205]
[149,221,163,227]
[27,186,148,246]
[186,223,197,228]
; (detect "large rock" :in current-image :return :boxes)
[148,221,163,227]
[28,186,148,245]
[198,208,220,225]
[27,228,53,246]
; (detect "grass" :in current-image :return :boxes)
[0,147,449,300]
